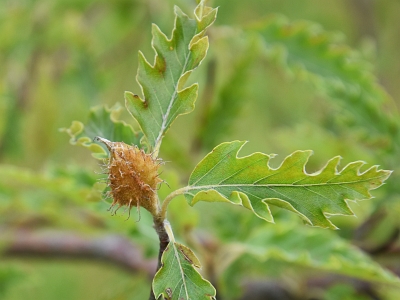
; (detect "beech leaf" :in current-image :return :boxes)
[232,223,400,286]
[153,241,216,300]
[250,15,400,144]
[185,141,391,229]
[61,105,142,159]
[125,2,217,155]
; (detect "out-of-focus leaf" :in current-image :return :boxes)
[225,223,400,286]
[61,104,142,159]
[0,165,104,204]
[125,2,217,155]
[185,141,391,229]
[197,33,259,150]
[251,15,400,147]
[153,241,216,300]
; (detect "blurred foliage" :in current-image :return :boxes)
[1,0,400,299]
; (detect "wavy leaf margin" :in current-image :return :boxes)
[153,241,216,300]
[125,2,218,156]
[185,141,391,229]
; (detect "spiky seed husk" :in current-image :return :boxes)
[95,137,162,216]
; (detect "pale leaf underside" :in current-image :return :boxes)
[251,15,400,142]
[224,223,400,286]
[125,2,218,155]
[185,141,391,229]
[153,241,216,300]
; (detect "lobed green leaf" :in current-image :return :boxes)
[153,241,216,300]
[125,2,217,156]
[61,105,142,159]
[250,15,400,146]
[230,223,400,285]
[185,141,391,229]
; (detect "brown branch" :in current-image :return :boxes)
[1,229,156,276]
[149,217,170,300]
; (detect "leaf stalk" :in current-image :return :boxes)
[159,186,189,221]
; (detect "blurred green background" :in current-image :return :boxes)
[1,0,400,299]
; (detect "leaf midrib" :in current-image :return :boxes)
[172,242,190,299]
[187,174,383,191]
[154,28,197,150]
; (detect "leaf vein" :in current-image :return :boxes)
[219,156,268,184]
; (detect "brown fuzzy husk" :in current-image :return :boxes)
[96,137,161,216]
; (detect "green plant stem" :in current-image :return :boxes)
[159,187,189,221]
